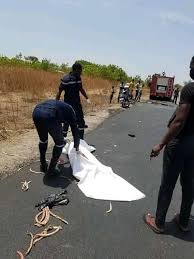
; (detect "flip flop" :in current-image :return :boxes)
[143,213,164,234]
[174,214,190,233]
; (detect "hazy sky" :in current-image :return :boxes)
[0,0,194,83]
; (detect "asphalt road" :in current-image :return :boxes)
[0,103,194,259]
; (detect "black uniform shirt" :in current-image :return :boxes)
[59,72,82,103]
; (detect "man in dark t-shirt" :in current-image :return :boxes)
[56,63,90,139]
[118,82,124,103]
[109,86,115,104]
[144,57,194,233]
[33,100,80,175]
[173,88,180,104]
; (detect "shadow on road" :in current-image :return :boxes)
[164,216,194,242]
[43,163,76,189]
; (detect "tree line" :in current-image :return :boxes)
[0,53,142,82]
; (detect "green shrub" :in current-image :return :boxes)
[0,54,133,82]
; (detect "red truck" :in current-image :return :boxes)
[149,73,175,101]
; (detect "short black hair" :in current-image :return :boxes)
[72,62,82,72]
[190,69,194,80]
[190,56,194,69]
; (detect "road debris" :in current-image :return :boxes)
[17,251,25,259]
[35,206,69,227]
[128,134,136,138]
[50,210,69,225]
[29,168,44,174]
[106,201,112,214]
[21,181,31,191]
[35,190,69,210]
[24,225,62,256]
[103,149,112,154]
[35,207,50,227]
[18,159,50,172]
[17,207,68,257]
[25,232,34,256]
[17,190,70,257]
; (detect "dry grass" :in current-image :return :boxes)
[0,66,117,140]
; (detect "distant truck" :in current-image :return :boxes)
[149,73,175,101]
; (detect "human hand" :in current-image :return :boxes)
[86,99,91,104]
[150,144,164,158]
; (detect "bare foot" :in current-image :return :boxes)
[143,213,164,234]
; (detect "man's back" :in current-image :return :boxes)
[60,72,82,103]
[174,88,179,96]
[129,81,134,90]
[135,83,140,90]
[34,99,76,124]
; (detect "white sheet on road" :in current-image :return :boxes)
[63,140,145,201]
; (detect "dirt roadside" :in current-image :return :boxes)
[0,104,121,180]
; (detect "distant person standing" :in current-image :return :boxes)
[135,81,140,101]
[56,62,90,139]
[173,88,180,104]
[129,79,135,99]
[136,82,143,102]
[109,86,115,104]
[123,84,130,102]
[118,82,124,103]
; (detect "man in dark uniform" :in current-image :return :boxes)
[117,82,124,103]
[56,62,90,139]
[109,86,115,104]
[33,99,80,175]
[173,88,180,104]
[144,57,194,233]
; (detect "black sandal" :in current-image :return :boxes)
[174,214,190,233]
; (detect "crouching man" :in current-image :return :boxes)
[32,99,80,175]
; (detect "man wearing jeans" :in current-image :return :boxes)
[144,57,194,233]
[33,99,80,175]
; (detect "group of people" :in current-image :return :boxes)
[32,57,194,234]
[32,63,89,176]
[33,64,145,176]
[109,80,144,105]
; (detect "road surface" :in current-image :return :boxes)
[0,103,194,259]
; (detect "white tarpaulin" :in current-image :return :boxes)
[63,140,145,201]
